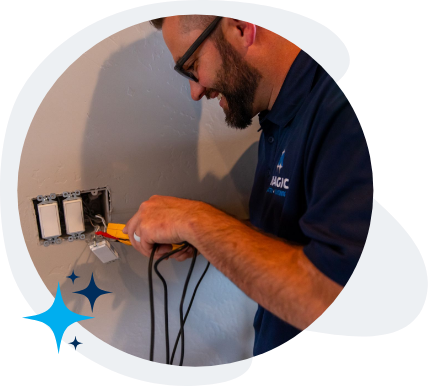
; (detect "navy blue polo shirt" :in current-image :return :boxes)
[249,50,373,356]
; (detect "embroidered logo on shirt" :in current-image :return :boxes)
[277,150,285,172]
[267,149,289,198]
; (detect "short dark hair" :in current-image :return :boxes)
[149,15,218,33]
[149,18,165,30]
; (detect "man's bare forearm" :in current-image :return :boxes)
[182,203,343,330]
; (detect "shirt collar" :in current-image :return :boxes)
[258,50,319,129]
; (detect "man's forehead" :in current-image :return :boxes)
[162,16,201,63]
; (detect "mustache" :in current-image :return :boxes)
[204,88,221,100]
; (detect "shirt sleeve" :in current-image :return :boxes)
[299,82,373,287]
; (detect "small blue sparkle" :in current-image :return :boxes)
[73,273,111,312]
[69,337,82,350]
[66,270,79,284]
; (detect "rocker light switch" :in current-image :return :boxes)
[63,198,85,235]
[38,202,61,239]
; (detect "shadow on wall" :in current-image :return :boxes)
[72,27,259,365]
[79,28,258,217]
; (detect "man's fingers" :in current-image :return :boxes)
[124,214,140,244]
[127,231,193,262]
[154,244,173,259]
[148,245,194,261]
[127,241,193,262]
[171,247,194,262]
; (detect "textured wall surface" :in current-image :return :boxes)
[18,22,261,366]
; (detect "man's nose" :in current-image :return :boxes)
[189,81,206,101]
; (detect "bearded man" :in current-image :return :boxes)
[123,15,373,356]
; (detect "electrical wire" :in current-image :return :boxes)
[82,200,101,221]
[94,231,128,241]
[177,248,198,366]
[88,218,210,365]
[154,253,171,364]
[170,259,210,365]
[88,228,210,367]
[148,244,158,361]
[83,207,211,365]
[89,218,100,233]
[95,214,107,232]
[149,243,187,362]
[153,243,190,364]
[148,243,211,365]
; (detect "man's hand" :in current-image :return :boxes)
[122,195,204,261]
[122,194,342,330]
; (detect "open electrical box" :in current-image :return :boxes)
[32,187,111,246]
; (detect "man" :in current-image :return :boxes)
[123,15,373,356]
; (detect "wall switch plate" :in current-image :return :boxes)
[35,193,63,246]
[38,201,61,239]
[33,187,111,245]
[62,191,86,242]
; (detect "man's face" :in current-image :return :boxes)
[208,32,262,129]
[163,17,262,129]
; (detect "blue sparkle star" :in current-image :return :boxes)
[24,283,93,352]
[66,270,79,284]
[73,273,111,312]
[69,336,82,350]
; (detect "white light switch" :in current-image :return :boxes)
[38,202,61,239]
[63,198,85,234]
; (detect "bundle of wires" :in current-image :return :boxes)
[82,200,104,228]
[149,243,210,366]
[90,219,210,365]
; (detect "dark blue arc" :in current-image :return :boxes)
[1,1,427,385]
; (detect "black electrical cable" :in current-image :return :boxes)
[177,248,198,366]
[170,259,210,365]
[148,244,158,361]
[149,243,211,366]
[153,243,190,364]
[154,254,171,364]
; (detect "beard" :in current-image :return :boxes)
[207,32,262,129]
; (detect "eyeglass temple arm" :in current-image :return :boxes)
[175,16,223,67]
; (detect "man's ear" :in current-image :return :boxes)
[224,18,256,49]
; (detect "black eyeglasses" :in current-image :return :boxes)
[174,16,223,83]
